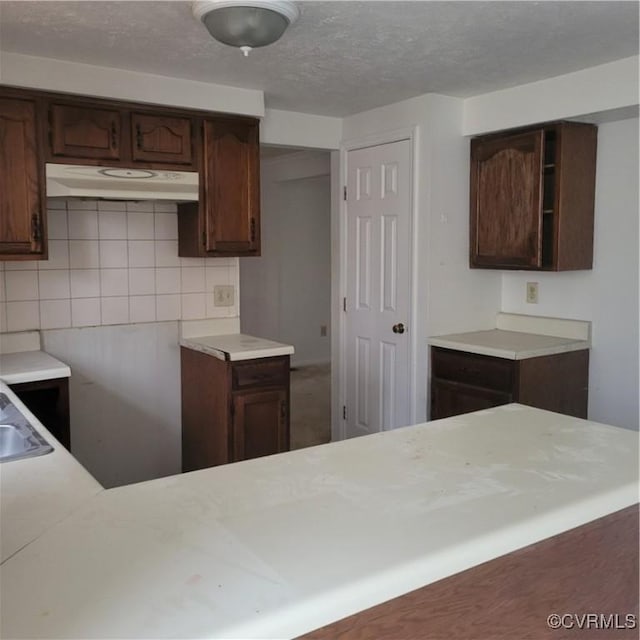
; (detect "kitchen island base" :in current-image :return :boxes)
[301,504,639,640]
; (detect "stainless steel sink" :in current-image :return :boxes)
[0,393,53,463]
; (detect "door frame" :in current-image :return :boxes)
[335,126,419,440]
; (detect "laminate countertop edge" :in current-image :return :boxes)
[180,333,295,361]
[429,329,590,360]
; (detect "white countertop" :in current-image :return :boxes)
[0,384,102,564]
[428,329,590,360]
[1,402,637,639]
[0,350,71,384]
[180,333,295,361]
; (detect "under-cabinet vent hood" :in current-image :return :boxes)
[45,163,199,201]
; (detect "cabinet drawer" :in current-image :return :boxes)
[431,347,513,392]
[232,358,289,390]
[431,379,512,420]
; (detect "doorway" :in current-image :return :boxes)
[240,147,332,449]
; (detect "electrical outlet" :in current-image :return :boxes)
[526,282,539,304]
[213,285,235,307]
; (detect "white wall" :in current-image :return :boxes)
[501,117,639,430]
[241,151,331,366]
[261,109,342,150]
[463,55,639,135]
[341,94,503,426]
[42,322,182,488]
[0,52,264,116]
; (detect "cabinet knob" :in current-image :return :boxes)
[392,323,406,334]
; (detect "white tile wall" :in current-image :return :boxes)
[0,200,240,332]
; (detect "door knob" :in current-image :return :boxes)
[392,323,406,334]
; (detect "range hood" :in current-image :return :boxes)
[45,163,199,201]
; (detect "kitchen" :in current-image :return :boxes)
[1,1,639,638]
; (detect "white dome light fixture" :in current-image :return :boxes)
[192,0,299,57]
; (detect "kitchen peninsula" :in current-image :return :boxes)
[0,382,638,639]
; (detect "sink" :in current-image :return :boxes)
[0,393,53,463]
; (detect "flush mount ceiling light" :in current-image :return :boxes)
[192,0,299,57]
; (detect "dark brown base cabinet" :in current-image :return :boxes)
[181,348,290,472]
[9,377,71,450]
[430,347,589,421]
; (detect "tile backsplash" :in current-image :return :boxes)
[0,200,239,332]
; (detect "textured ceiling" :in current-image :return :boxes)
[0,1,638,117]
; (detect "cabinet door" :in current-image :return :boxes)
[232,389,288,462]
[0,97,45,257]
[470,130,544,268]
[49,103,121,160]
[131,113,194,166]
[203,118,260,254]
[430,379,512,420]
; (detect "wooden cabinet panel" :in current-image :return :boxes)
[518,350,589,419]
[181,348,290,471]
[232,388,288,462]
[470,121,596,271]
[471,130,544,268]
[0,96,45,258]
[429,347,589,421]
[203,118,260,254]
[131,113,193,166]
[50,103,121,160]
[178,116,261,257]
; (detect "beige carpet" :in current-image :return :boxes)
[290,363,331,450]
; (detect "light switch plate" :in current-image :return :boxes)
[213,285,235,307]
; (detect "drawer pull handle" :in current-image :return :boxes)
[135,123,143,149]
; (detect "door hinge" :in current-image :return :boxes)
[342,405,347,420]
[202,231,206,247]
[343,297,347,312]
[343,186,347,201]
[280,401,286,423]
[250,217,256,243]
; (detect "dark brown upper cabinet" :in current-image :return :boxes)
[0,96,46,258]
[131,112,193,165]
[0,86,261,258]
[470,121,597,271]
[49,102,122,161]
[178,117,260,257]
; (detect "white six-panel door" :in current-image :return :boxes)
[345,138,412,438]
